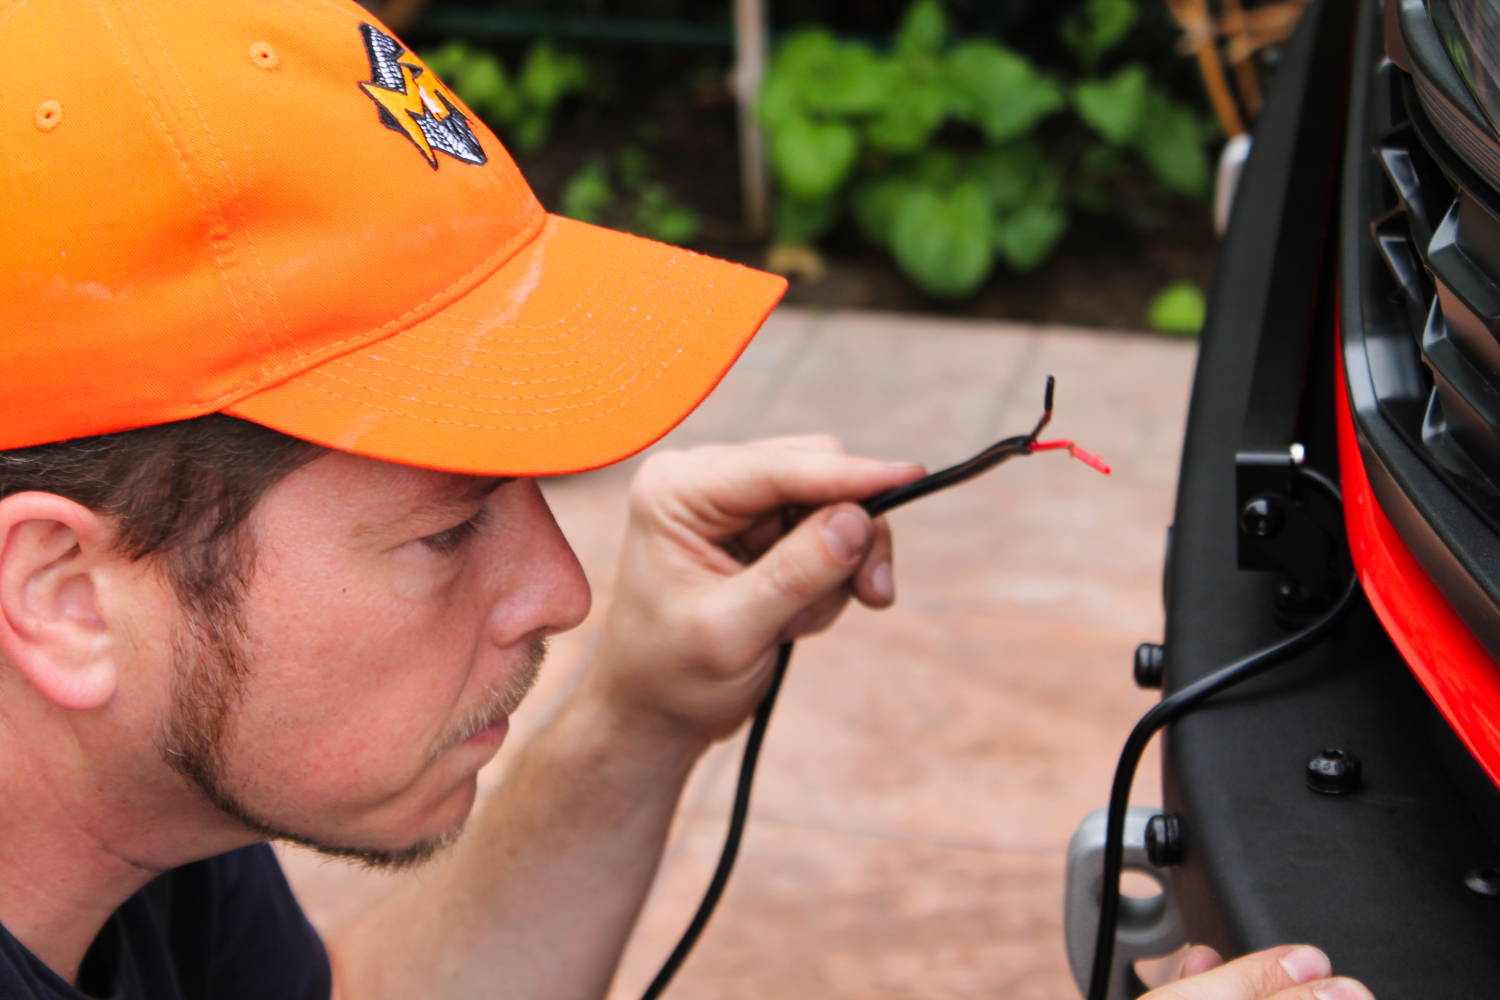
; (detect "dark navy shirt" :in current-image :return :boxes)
[0,844,330,999]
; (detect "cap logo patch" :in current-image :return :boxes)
[358,23,486,169]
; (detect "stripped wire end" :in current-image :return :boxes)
[1031,439,1113,476]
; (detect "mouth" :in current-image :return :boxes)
[434,638,547,761]
[462,713,510,749]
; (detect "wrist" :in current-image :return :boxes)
[567,665,715,774]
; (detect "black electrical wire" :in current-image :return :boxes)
[641,377,1081,1000]
[1084,463,1356,1000]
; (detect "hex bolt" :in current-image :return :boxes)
[1464,867,1500,898]
[1145,813,1184,867]
[1306,747,1363,795]
[1239,496,1286,538]
[1134,642,1166,689]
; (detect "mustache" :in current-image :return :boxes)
[433,638,549,760]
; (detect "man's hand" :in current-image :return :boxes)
[583,436,925,745]
[1141,944,1374,1000]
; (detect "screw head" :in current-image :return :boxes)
[1145,813,1184,867]
[1465,867,1500,898]
[1306,747,1362,795]
[1134,642,1165,689]
[1240,496,1286,538]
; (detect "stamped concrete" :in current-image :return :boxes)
[277,306,1198,998]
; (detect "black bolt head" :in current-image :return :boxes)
[1240,496,1285,538]
[1145,813,1184,867]
[1306,747,1362,795]
[1134,642,1165,689]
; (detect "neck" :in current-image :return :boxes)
[0,697,249,985]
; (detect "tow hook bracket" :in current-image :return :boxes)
[1065,806,1187,1000]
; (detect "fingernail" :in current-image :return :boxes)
[1314,980,1371,1000]
[823,510,870,563]
[871,563,894,602]
[1280,946,1332,985]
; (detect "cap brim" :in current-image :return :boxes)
[224,214,787,476]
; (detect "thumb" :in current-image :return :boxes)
[711,503,873,642]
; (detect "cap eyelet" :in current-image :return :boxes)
[249,42,279,69]
[34,100,62,132]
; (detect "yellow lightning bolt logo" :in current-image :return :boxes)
[358,23,485,169]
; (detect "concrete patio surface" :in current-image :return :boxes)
[277,306,1199,998]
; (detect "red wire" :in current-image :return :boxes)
[1031,439,1112,476]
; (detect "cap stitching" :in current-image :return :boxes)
[292,309,695,428]
[0,1,37,40]
[285,274,714,420]
[404,253,676,362]
[428,249,693,340]
[368,269,682,377]
[194,206,548,410]
[92,0,259,344]
[323,297,677,405]
[409,232,646,348]
[130,0,294,362]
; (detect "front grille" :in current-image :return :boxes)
[1369,59,1500,533]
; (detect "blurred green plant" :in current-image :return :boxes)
[423,39,589,153]
[561,148,701,246]
[759,0,1216,299]
[1146,280,1207,336]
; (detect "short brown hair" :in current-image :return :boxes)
[0,415,321,614]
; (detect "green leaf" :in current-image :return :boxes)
[808,43,892,116]
[1134,90,1211,195]
[517,41,588,111]
[767,29,891,117]
[616,146,650,192]
[911,148,961,186]
[509,111,550,153]
[996,202,1068,271]
[963,140,1053,214]
[757,72,801,130]
[769,113,860,200]
[890,181,994,299]
[1073,64,1149,145]
[560,158,614,225]
[851,174,910,249]
[943,41,1065,143]
[1147,281,1207,335]
[1061,0,1139,64]
[421,41,470,81]
[863,75,947,153]
[774,193,841,245]
[633,184,700,245]
[894,0,949,59]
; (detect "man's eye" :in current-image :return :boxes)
[420,508,490,554]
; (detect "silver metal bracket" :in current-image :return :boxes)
[1064,806,1187,999]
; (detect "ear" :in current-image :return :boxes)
[0,492,122,711]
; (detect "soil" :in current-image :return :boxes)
[513,83,1218,332]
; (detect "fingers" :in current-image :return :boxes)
[1143,946,1373,1000]
[1266,980,1373,1000]
[851,513,895,608]
[1138,946,1224,990]
[641,443,923,529]
[709,502,876,642]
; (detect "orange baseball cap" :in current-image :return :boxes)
[0,0,786,475]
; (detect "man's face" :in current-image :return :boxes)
[154,452,591,866]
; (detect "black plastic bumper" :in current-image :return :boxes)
[1159,1,1500,995]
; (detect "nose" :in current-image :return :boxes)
[483,479,591,646]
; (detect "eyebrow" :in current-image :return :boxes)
[355,475,514,541]
[411,475,513,521]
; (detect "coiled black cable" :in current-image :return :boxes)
[1085,463,1356,1000]
[640,378,1077,1000]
